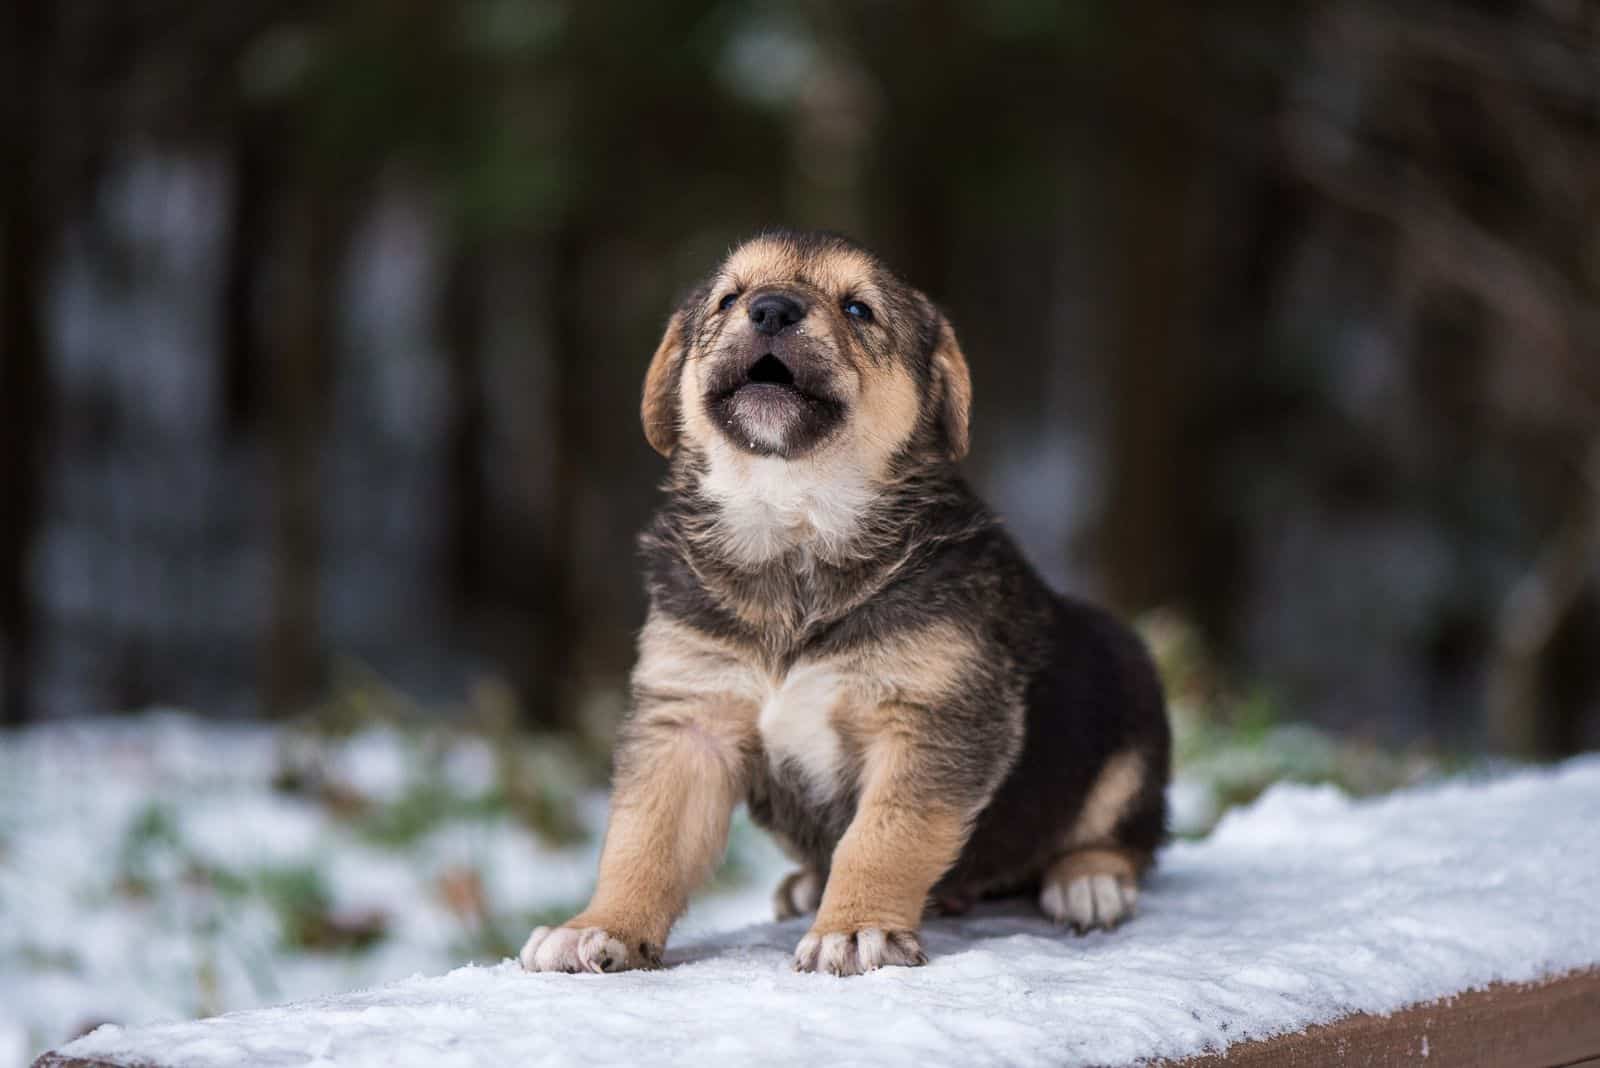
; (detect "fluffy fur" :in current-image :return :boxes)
[520,230,1171,977]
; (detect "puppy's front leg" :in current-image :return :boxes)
[521,702,753,973]
[793,717,973,976]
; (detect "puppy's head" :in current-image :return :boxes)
[641,231,970,471]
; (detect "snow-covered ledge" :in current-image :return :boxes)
[37,759,1600,1068]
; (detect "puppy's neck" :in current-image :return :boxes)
[693,439,879,568]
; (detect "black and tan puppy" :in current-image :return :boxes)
[520,231,1170,977]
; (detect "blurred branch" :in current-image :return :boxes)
[1284,118,1588,376]
[1289,0,1600,754]
[1329,1,1593,106]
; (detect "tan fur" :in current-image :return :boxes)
[773,867,825,920]
[639,612,983,807]
[637,614,977,711]
[718,240,803,287]
[771,621,986,801]
[537,616,983,966]
[850,358,922,474]
[567,695,757,959]
[809,718,972,936]
[623,613,985,942]
[678,316,877,570]
[718,242,879,300]
[539,614,764,962]
[847,619,982,705]
[1047,846,1142,885]
[632,613,768,707]
[676,246,925,569]
[641,311,686,456]
[1038,846,1145,932]
[1063,749,1145,849]
[932,320,972,459]
[531,233,1162,976]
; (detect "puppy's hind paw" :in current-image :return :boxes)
[793,926,927,976]
[519,924,660,974]
[1039,848,1142,933]
[773,868,825,921]
[1039,874,1138,932]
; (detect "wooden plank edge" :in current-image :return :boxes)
[1167,969,1600,1068]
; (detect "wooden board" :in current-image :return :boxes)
[1173,969,1600,1068]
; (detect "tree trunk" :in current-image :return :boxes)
[1484,441,1600,758]
[442,245,487,610]
[1099,2,1203,616]
[0,0,52,726]
[524,227,586,730]
[263,183,342,715]
[219,118,274,438]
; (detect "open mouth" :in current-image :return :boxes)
[743,353,796,390]
[710,350,834,409]
[717,352,814,403]
[706,348,845,456]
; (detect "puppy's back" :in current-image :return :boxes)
[940,593,1170,897]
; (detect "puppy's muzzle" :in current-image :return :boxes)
[704,346,838,407]
[703,338,845,457]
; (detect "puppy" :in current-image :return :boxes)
[520,231,1170,977]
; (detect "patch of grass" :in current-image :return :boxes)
[704,819,761,894]
[500,769,589,848]
[354,782,508,848]
[187,858,251,899]
[254,863,388,953]
[452,902,589,963]
[351,772,588,851]
[1143,611,1449,835]
[115,801,183,898]
[15,944,83,973]
[273,666,593,850]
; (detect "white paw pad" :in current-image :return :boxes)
[519,925,647,973]
[793,927,927,976]
[773,869,825,920]
[1039,873,1138,932]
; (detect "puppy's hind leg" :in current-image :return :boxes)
[1038,847,1144,933]
[1039,743,1164,933]
[772,868,825,921]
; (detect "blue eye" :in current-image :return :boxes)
[843,299,873,322]
[718,293,738,311]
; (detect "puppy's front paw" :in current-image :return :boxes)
[792,925,927,976]
[519,923,661,974]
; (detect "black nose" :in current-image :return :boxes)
[748,293,806,336]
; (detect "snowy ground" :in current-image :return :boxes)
[0,714,791,1068]
[28,736,1600,1066]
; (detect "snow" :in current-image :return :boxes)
[0,714,787,1066]
[45,754,1600,1068]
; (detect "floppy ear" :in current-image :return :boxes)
[641,310,687,457]
[931,317,972,461]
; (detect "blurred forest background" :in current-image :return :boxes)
[2,0,1598,759]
